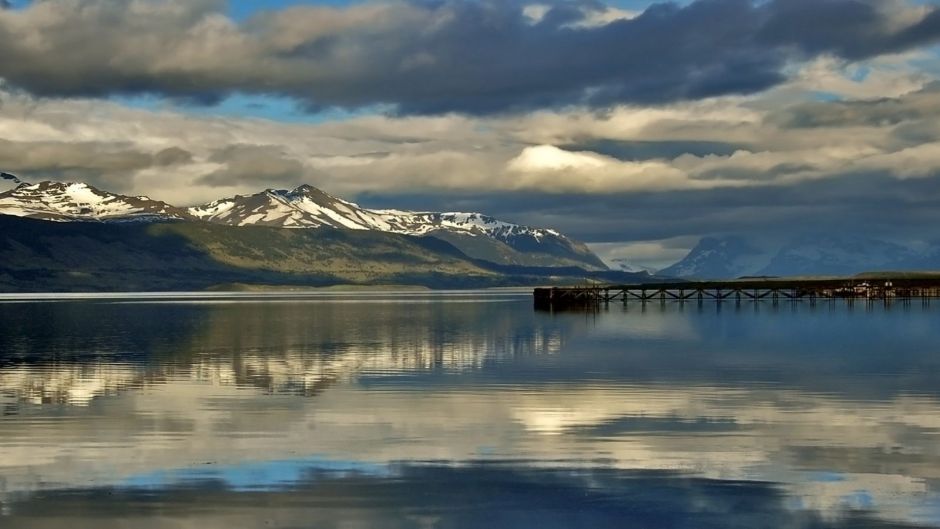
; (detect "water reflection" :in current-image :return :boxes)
[4,464,928,529]
[1,295,939,527]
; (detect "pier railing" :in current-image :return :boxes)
[534,278,940,311]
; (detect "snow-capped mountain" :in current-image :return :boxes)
[190,185,562,241]
[0,178,606,270]
[189,185,382,230]
[0,179,191,222]
[660,235,940,279]
[189,185,607,270]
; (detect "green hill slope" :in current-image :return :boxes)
[0,216,501,291]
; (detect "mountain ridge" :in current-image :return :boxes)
[0,214,651,292]
[0,174,606,271]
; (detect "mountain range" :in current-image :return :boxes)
[9,172,931,288]
[660,235,940,279]
[0,173,636,291]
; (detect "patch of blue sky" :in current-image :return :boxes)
[810,91,844,102]
[227,0,695,22]
[111,93,383,124]
[611,0,694,9]
[228,0,362,21]
[122,456,394,491]
[909,44,940,76]
[848,65,871,83]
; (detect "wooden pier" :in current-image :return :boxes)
[534,278,940,311]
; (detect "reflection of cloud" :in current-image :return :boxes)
[2,300,940,526]
[1,380,940,526]
[6,462,922,529]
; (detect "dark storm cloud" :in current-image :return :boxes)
[197,144,309,187]
[358,171,940,245]
[562,139,748,160]
[0,0,939,114]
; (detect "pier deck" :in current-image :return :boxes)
[534,278,940,311]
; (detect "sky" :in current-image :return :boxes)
[2,0,940,268]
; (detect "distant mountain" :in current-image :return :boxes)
[660,235,940,279]
[659,237,772,279]
[188,185,606,270]
[0,175,630,290]
[608,258,655,275]
[0,214,494,291]
[0,180,191,222]
[759,235,922,277]
[0,177,605,271]
[0,215,649,292]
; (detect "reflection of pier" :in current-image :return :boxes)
[534,278,940,311]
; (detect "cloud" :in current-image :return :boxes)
[508,144,609,171]
[768,81,940,128]
[588,238,697,270]
[0,0,939,114]
[153,147,193,166]
[505,144,727,192]
[197,144,310,187]
[5,70,940,264]
[0,138,155,190]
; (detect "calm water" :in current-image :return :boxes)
[1,291,939,528]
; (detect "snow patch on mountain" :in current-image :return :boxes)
[0,179,607,270]
[189,185,569,245]
[0,181,190,222]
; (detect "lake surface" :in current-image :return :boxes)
[1,291,939,528]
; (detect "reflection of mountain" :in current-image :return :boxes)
[0,297,566,406]
[0,363,142,407]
